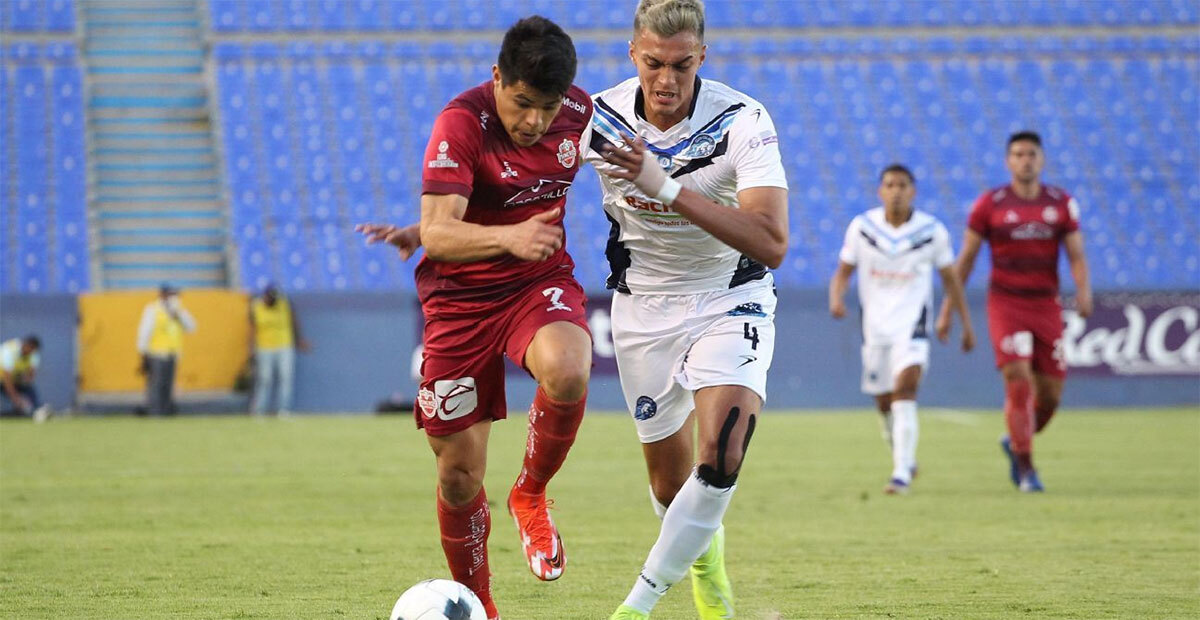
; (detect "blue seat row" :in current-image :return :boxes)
[209,0,1197,32]
[0,42,87,293]
[0,0,75,32]
[213,39,1198,291]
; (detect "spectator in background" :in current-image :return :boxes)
[137,284,196,416]
[248,283,309,416]
[0,335,49,422]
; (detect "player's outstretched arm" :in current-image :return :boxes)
[1064,231,1093,318]
[419,193,563,263]
[938,229,983,325]
[356,223,422,260]
[829,261,855,319]
[937,266,975,351]
[599,136,788,268]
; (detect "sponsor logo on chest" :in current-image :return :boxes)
[505,178,573,207]
[1010,221,1055,240]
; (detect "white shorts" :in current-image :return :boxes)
[611,278,777,444]
[860,338,930,396]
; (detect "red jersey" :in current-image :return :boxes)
[417,81,593,304]
[967,184,1081,298]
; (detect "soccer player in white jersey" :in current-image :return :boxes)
[588,1,789,618]
[829,164,975,495]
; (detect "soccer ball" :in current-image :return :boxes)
[389,579,487,620]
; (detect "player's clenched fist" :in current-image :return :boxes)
[504,208,563,261]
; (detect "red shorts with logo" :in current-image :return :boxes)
[414,273,590,437]
[987,291,1067,378]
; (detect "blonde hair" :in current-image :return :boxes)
[634,0,705,40]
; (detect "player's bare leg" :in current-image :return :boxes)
[619,386,759,618]
[885,366,922,494]
[1033,373,1064,433]
[1000,360,1042,491]
[874,394,894,450]
[509,321,590,581]
[428,422,500,619]
[642,412,695,509]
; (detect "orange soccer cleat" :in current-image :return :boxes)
[507,484,566,581]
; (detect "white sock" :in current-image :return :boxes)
[649,485,668,519]
[622,472,735,613]
[891,400,918,482]
[879,409,894,449]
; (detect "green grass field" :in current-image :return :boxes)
[2,408,1197,619]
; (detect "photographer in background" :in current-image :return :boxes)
[248,283,309,416]
[137,284,196,416]
[0,335,49,422]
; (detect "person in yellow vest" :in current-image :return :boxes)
[248,284,309,416]
[137,284,197,415]
[0,335,49,422]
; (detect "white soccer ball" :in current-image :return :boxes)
[389,579,488,620]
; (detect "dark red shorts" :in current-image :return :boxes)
[986,292,1067,378]
[415,274,589,436]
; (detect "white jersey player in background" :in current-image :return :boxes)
[590,1,789,618]
[829,164,974,495]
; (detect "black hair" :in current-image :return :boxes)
[497,16,577,97]
[1007,130,1043,150]
[23,335,40,349]
[879,163,915,184]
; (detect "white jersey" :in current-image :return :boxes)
[584,77,788,294]
[839,208,955,345]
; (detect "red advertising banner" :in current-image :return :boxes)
[1063,291,1200,376]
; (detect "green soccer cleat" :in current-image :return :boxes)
[609,604,649,619]
[691,524,735,619]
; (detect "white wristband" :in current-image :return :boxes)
[655,177,682,206]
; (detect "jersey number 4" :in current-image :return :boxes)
[543,287,572,312]
[743,323,759,351]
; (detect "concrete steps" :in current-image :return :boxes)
[82,0,228,290]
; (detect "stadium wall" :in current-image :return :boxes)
[3,290,1196,412]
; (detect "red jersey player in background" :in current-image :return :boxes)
[939,131,1092,493]
[358,17,592,618]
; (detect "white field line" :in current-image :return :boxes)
[925,408,984,426]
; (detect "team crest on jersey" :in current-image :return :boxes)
[1004,210,1019,224]
[500,160,518,179]
[557,138,577,168]
[657,154,673,170]
[686,133,716,158]
[1042,206,1059,224]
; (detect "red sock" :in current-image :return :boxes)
[514,387,586,497]
[1035,402,1057,433]
[436,487,498,618]
[1005,377,1035,468]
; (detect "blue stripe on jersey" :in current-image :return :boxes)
[859,215,938,248]
[593,103,632,139]
[592,112,627,147]
[644,107,742,157]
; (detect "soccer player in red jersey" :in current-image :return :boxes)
[357,17,592,618]
[939,131,1093,493]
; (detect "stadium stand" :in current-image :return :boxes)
[206,12,1199,291]
[3,1,1197,293]
[0,2,88,294]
